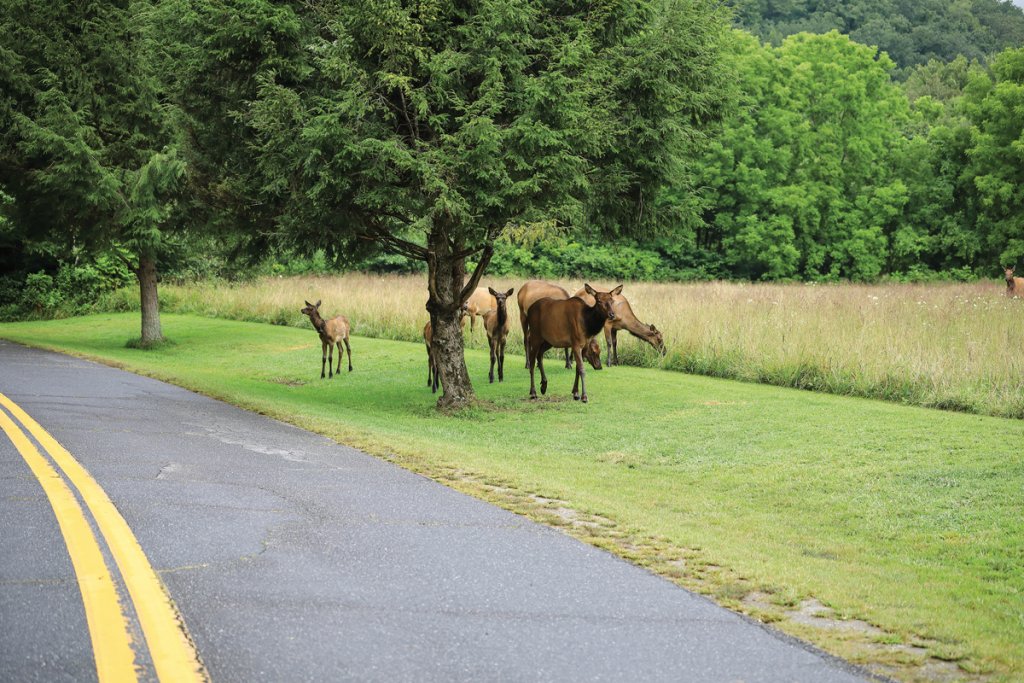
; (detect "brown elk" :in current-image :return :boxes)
[465,286,497,333]
[483,287,514,383]
[517,279,573,369]
[573,287,666,365]
[1005,266,1024,298]
[300,300,352,378]
[527,284,619,403]
[424,304,468,393]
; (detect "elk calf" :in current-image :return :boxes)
[300,300,352,378]
[483,287,514,383]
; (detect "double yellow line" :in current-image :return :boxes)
[0,392,207,683]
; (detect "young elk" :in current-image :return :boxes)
[572,287,666,365]
[1005,266,1024,298]
[483,287,514,383]
[527,284,618,403]
[424,304,468,393]
[300,300,352,378]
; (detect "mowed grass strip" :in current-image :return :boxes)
[2,313,1022,680]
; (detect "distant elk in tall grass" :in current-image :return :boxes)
[483,287,514,383]
[300,300,352,378]
[1005,266,1024,298]
[527,284,617,403]
[424,304,468,393]
[573,287,666,365]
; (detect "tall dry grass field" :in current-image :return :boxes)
[102,274,1024,417]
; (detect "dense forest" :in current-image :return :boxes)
[2,0,1024,321]
[730,0,1024,73]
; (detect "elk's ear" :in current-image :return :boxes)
[584,283,597,296]
[649,324,657,332]
[610,284,623,296]
[505,288,514,297]
[488,287,499,297]
[314,300,321,308]
[304,300,312,307]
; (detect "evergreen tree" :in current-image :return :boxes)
[161,0,729,408]
[0,0,183,344]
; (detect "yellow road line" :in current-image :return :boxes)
[0,407,138,682]
[0,393,207,683]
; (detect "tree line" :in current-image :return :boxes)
[729,0,1024,75]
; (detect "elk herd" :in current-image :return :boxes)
[301,280,666,404]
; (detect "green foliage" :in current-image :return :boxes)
[697,31,910,281]
[486,238,719,282]
[0,254,134,321]
[160,0,729,263]
[0,0,180,256]
[730,0,1024,75]
[964,47,1024,267]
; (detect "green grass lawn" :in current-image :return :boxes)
[2,313,1022,681]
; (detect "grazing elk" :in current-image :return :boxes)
[300,300,352,378]
[1005,266,1024,298]
[465,286,497,333]
[424,304,468,393]
[483,287,514,383]
[573,287,666,365]
[527,284,619,403]
[517,279,573,368]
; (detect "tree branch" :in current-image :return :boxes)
[458,243,495,303]
[359,225,428,260]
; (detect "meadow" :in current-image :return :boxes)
[101,274,1024,418]
[1,313,1021,682]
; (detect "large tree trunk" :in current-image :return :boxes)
[136,252,163,345]
[425,229,493,410]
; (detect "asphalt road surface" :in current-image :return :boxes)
[0,340,873,682]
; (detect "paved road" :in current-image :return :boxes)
[0,340,873,682]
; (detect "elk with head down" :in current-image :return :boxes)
[300,300,353,378]
[1005,266,1024,298]
[517,279,573,369]
[483,287,514,383]
[526,284,618,403]
[572,287,666,365]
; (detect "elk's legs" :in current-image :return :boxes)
[572,346,588,402]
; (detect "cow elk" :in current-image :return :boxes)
[517,279,573,368]
[300,300,352,378]
[526,284,618,403]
